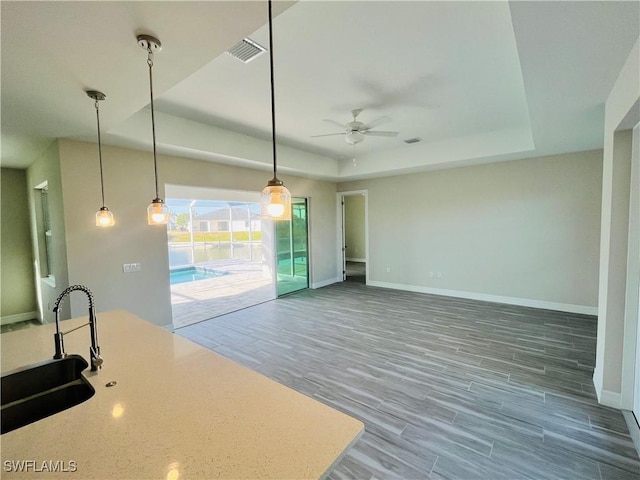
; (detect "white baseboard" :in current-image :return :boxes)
[311,277,341,289]
[599,389,622,409]
[592,369,622,408]
[346,258,366,263]
[1,311,39,325]
[366,281,598,316]
[593,368,603,400]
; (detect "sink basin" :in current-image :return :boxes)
[1,355,95,434]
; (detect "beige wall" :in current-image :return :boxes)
[339,150,602,311]
[1,168,38,321]
[26,141,70,323]
[344,195,366,261]
[58,140,337,327]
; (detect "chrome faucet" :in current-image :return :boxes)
[52,285,103,371]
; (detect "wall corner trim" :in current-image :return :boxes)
[366,281,598,315]
[599,389,623,409]
[594,368,622,408]
[593,368,604,401]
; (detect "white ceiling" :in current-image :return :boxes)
[2,1,639,182]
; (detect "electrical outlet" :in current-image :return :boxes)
[429,271,434,278]
[437,271,442,278]
[386,266,391,273]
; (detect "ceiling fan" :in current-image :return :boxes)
[311,109,399,145]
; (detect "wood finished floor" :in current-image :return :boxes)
[177,282,640,480]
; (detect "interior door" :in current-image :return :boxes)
[275,198,309,296]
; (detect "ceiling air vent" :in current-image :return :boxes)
[226,38,266,63]
[404,137,422,144]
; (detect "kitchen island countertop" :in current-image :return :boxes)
[1,310,363,479]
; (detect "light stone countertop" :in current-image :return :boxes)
[1,310,364,479]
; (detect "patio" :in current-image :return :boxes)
[170,259,273,329]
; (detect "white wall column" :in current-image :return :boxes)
[594,37,640,408]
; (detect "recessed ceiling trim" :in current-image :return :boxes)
[226,38,266,63]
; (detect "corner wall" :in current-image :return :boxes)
[595,36,640,408]
[25,141,70,323]
[1,168,38,323]
[339,150,602,313]
[58,140,337,327]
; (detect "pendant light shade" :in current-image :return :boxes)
[261,0,291,221]
[261,179,291,220]
[147,197,169,225]
[138,34,169,225]
[87,90,115,227]
[96,206,115,227]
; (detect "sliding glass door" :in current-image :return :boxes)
[275,198,309,296]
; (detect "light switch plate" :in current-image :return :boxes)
[123,263,142,273]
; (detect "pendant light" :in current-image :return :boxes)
[138,34,169,225]
[87,90,115,227]
[261,0,291,221]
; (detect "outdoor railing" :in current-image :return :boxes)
[168,241,262,268]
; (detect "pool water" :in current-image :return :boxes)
[170,267,228,285]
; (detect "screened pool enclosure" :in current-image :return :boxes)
[165,196,309,328]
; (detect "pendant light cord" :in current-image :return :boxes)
[94,99,106,208]
[268,0,278,181]
[147,49,160,199]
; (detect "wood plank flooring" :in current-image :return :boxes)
[177,282,640,479]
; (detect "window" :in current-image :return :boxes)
[218,221,229,232]
[199,221,210,232]
[34,182,53,280]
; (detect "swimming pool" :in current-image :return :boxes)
[170,267,228,285]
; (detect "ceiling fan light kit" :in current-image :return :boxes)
[345,131,364,145]
[311,108,399,151]
[311,108,399,167]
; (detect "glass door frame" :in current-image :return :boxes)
[275,197,310,297]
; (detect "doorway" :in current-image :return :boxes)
[275,197,309,296]
[339,191,368,284]
[165,186,275,328]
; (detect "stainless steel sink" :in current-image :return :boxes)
[1,355,95,434]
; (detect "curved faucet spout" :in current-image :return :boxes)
[52,285,103,371]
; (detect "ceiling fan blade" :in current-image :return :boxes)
[322,119,347,130]
[311,132,345,138]
[362,130,399,137]
[362,115,391,130]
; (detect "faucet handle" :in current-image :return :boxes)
[90,346,103,371]
[92,356,104,370]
